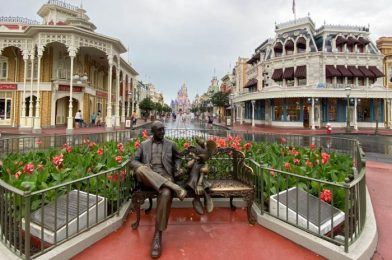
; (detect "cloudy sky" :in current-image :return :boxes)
[2,0,390,103]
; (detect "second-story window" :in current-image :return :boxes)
[0,56,8,80]
[296,37,306,53]
[274,42,283,57]
[285,40,294,55]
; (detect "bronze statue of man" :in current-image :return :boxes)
[130,121,187,258]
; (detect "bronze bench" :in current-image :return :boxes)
[130,147,256,229]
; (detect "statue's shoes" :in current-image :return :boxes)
[151,232,162,258]
[193,197,204,215]
[204,193,214,213]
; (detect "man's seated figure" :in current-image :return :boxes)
[130,121,187,259]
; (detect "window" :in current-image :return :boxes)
[286,98,301,121]
[388,65,392,83]
[0,92,12,120]
[328,99,337,122]
[273,99,284,121]
[27,59,38,80]
[0,56,8,79]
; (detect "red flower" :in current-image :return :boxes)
[215,138,226,148]
[305,160,313,168]
[243,142,252,150]
[15,171,22,179]
[320,189,332,203]
[279,137,287,144]
[35,139,43,145]
[284,162,291,170]
[52,154,64,167]
[142,129,149,140]
[228,135,234,142]
[309,144,316,150]
[321,152,331,165]
[66,146,73,153]
[293,158,300,165]
[270,170,276,177]
[134,140,140,149]
[107,174,119,182]
[117,143,124,153]
[97,148,104,156]
[115,155,123,164]
[23,163,35,175]
[183,142,190,149]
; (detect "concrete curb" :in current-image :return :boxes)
[253,188,377,260]
[35,200,132,260]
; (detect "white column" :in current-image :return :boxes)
[115,69,120,127]
[106,59,113,129]
[240,103,244,125]
[27,54,35,128]
[311,98,315,130]
[251,100,255,127]
[121,76,126,123]
[33,52,42,132]
[66,53,75,132]
[126,81,130,117]
[132,81,135,115]
[354,98,358,130]
[20,52,29,128]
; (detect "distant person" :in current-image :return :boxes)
[91,112,97,126]
[75,110,82,128]
[131,111,137,126]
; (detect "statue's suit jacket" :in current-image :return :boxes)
[130,137,182,178]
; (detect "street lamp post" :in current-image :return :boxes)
[345,87,352,133]
[229,93,234,127]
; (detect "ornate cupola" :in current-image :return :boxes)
[37,0,97,31]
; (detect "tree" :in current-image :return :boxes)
[211,91,229,122]
[139,97,154,120]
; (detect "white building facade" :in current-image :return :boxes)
[235,17,389,130]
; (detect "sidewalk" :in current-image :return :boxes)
[227,122,392,136]
[0,119,152,137]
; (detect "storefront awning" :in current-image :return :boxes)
[346,37,360,45]
[294,65,306,79]
[347,66,363,77]
[358,37,370,45]
[335,36,347,46]
[244,78,258,88]
[271,68,283,81]
[282,67,294,80]
[336,65,353,77]
[358,66,375,78]
[247,54,260,64]
[368,66,384,78]
[325,65,341,77]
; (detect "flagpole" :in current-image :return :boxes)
[292,0,296,22]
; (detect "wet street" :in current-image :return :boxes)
[163,119,392,163]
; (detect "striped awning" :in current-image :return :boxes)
[336,65,353,77]
[346,37,360,45]
[271,68,283,81]
[368,66,384,78]
[247,54,260,64]
[325,65,341,77]
[294,65,306,79]
[358,66,375,78]
[347,66,363,77]
[244,78,258,88]
[282,67,294,80]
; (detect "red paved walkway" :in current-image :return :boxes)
[366,161,392,260]
[73,208,324,260]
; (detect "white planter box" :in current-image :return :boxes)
[269,187,345,235]
[22,190,106,245]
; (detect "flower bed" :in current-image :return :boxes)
[0,132,352,211]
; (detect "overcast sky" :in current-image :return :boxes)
[2,0,390,103]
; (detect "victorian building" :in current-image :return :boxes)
[234,17,389,129]
[376,37,392,128]
[0,0,138,131]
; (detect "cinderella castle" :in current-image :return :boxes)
[170,83,191,112]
